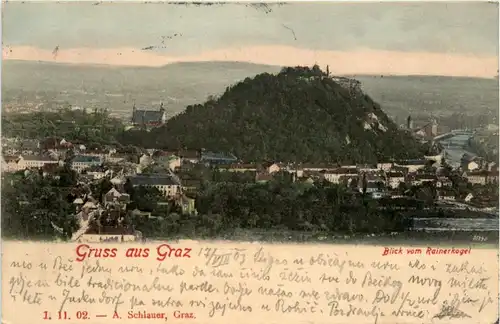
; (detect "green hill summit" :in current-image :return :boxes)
[149,65,426,163]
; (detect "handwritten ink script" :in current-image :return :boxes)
[2,241,498,324]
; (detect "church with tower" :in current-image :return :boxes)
[130,103,167,128]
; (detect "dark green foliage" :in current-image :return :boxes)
[134,179,411,240]
[2,171,78,240]
[90,178,113,203]
[2,108,123,146]
[138,66,425,163]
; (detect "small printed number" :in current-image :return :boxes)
[472,235,487,242]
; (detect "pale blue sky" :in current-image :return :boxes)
[2,2,499,56]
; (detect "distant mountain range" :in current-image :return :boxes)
[3,60,498,120]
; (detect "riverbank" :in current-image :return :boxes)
[146,229,499,248]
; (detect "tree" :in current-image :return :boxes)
[129,186,163,212]
[2,173,78,240]
[57,164,78,188]
[90,178,113,203]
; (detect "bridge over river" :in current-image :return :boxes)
[433,129,475,141]
[434,130,476,167]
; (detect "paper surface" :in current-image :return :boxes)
[2,240,498,324]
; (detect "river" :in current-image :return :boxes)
[438,133,475,167]
[412,217,499,232]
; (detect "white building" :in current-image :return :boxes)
[464,160,480,171]
[2,156,20,172]
[128,174,181,198]
[424,153,443,166]
[71,155,103,173]
[464,171,487,185]
[394,160,427,173]
[323,168,359,184]
[377,162,393,171]
[17,155,59,170]
[139,153,153,167]
[261,162,280,174]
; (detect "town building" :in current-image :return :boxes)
[436,176,453,188]
[424,153,443,166]
[356,164,378,172]
[107,152,135,164]
[179,177,203,194]
[486,171,499,184]
[17,155,59,170]
[410,174,437,186]
[131,103,167,127]
[174,194,197,215]
[464,170,488,185]
[260,162,281,174]
[438,189,457,201]
[71,155,103,173]
[111,173,127,186]
[103,187,131,207]
[3,138,40,155]
[178,150,201,164]
[219,163,258,172]
[460,154,482,172]
[303,163,338,172]
[2,155,20,172]
[386,171,405,189]
[85,166,107,180]
[487,162,498,172]
[377,162,393,171]
[155,154,181,171]
[394,159,427,173]
[128,174,180,198]
[77,225,137,243]
[322,168,358,184]
[200,151,238,165]
[139,153,153,167]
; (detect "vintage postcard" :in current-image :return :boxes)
[1,1,499,324]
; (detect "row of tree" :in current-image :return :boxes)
[117,178,416,239]
[2,107,124,147]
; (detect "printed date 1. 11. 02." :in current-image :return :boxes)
[43,311,90,320]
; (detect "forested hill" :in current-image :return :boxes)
[143,65,426,163]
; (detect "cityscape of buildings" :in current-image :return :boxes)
[2,120,498,242]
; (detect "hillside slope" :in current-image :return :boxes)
[149,66,425,163]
